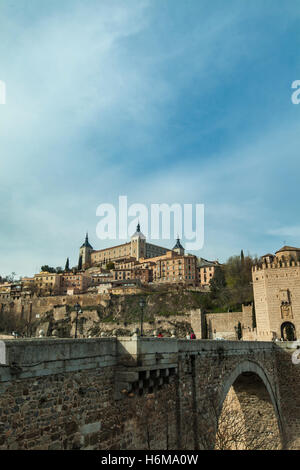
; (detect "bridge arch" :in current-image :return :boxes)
[215,360,284,449]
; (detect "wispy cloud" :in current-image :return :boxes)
[268,227,300,238]
[0,0,299,276]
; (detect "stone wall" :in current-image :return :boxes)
[190,306,255,340]
[0,293,106,324]
[0,337,298,450]
[0,338,181,450]
[274,345,300,449]
[204,305,253,340]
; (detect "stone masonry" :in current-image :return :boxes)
[0,337,299,450]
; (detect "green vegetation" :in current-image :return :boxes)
[40,265,63,274]
[0,272,16,283]
[206,252,259,312]
[65,258,70,272]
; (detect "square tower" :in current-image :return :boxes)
[252,249,300,341]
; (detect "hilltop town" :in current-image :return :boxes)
[8,224,220,296]
[0,224,299,344]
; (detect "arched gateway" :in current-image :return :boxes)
[281,322,296,341]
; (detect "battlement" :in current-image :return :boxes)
[252,260,300,272]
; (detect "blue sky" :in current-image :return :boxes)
[0,0,300,277]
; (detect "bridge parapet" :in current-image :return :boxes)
[177,339,274,355]
[0,337,277,378]
[0,338,117,382]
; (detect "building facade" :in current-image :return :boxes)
[60,272,91,295]
[81,224,169,268]
[76,225,199,287]
[198,258,221,287]
[33,272,61,296]
[148,250,198,286]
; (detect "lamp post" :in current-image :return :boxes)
[74,303,82,339]
[139,298,146,337]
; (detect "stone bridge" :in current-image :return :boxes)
[0,337,299,450]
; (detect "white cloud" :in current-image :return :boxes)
[268,227,300,238]
[0,0,299,275]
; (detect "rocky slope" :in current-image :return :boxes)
[35,287,205,338]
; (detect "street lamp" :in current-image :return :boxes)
[139,298,146,337]
[74,303,82,339]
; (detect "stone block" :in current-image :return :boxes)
[80,421,101,436]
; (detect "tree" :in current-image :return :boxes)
[195,365,281,450]
[41,265,56,273]
[223,254,259,310]
[78,255,82,271]
[2,272,17,282]
[40,265,63,274]
[106,262,115,270]
[214,390,280,450]
[204,253,260,313]
[65,258,70,272]
[209,266,226,297]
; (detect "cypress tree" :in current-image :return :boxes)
[65,257,70,272]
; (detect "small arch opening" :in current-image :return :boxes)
[281,322,296,341]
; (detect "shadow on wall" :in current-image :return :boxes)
[215,372,281,449]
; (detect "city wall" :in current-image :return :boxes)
[190,306,256,341]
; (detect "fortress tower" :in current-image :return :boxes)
[252,246,300,341]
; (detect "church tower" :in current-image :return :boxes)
[130,223,146,260]
[172,237,185,255]
[78,233,93,269]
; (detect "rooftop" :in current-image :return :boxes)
[198,258,220,267]
[80,233,93,250]
[275,246,300,254]
[173,238,184,250]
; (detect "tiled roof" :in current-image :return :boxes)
[198,258,220,267]
[275,246,300,253]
